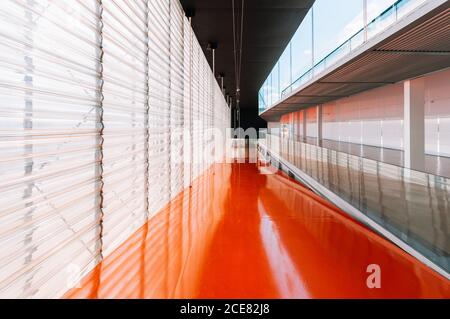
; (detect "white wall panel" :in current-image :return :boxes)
[0,0,230,298]
[148,0,171,217]
[424,68,450,157]
[321,83,403,149]
[192,38,202,179]
[425,118,439,155]
[101,0,149,257]
[0,0,102,298]
[440,118,450,156]
[183,17,193,189]
[382,120,403,149]
[169,0,186,199]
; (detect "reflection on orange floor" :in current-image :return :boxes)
[65,162,450,299]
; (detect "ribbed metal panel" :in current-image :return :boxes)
[148,0,171,217]
[192,36,202,179]
[377,8,450,52]
[0,0,102,298]
[183,17,193,189]
[170,0,186,199]
[0,0,230,298]
[101,0,149,257]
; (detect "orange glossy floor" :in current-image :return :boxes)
[65,162,450,299]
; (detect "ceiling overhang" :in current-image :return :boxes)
[260,0,450,122]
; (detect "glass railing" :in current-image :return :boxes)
[281,0,427,98]
[259,0,428,114]
[289,28,365,94]
[260,134,450,275]
[258,91,267,114]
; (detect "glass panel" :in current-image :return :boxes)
[367,3,396,39]
[279,44,292,95]
[264,78,269,110]
[367,0,398,22]
[258,87,265,113]
[271,63,280,104]
[291,10,313,83]
[268,72,273,106]
[396,0,427,19]
[313,0,364,64]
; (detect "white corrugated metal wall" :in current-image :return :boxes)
[0,0,230,298]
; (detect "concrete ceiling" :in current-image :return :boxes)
[179,0,315,129]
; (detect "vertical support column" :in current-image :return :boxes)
[404,79,425,171]
[317,105,323,146]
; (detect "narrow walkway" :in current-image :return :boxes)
[66,162,450,299]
